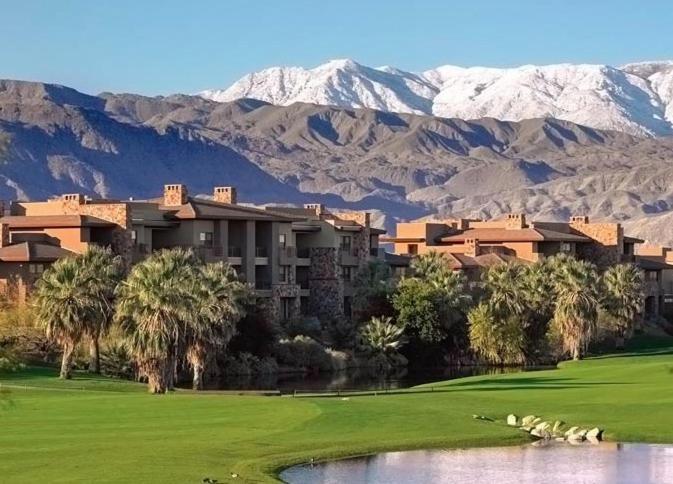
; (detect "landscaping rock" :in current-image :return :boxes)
[564,426,579,437]
[535,421,551,431]
[586,428,603,441]
[507,414,518,426]
[552,421,564,433]
[521,415,537,426]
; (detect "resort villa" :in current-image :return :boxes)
[0,184,383,322]
[383,214,673,320]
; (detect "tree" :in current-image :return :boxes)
[359,316,407,369]
[601,264,644,348]
[551,258,601,360]
[393,270,471,344]
[187,261,248,390]
[33,257,96,379]
[410,251,453,279]
[352,260,396,323]
[115,248,197,393]
[78,246,124,373]
[468,303,526,365]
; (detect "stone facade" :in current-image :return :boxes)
[213,187,237,204]
[570,218,623,267]
[308,247,344,320]
[163,184,188,206]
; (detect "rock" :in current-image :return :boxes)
[555,437,565,442]
[577,429,588,438]
[552,421,564,432]
[521,415,537,426]
[535,421,551,431]
[507,414,518,426]
[564,426,579,437]
[587,436,600,445]
[567,433,584,442]
[586,428,603,441]
[531,428,551,439]
[521,426,533,432]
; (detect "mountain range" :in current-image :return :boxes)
[200,59,673,137]
[2,75,673,246]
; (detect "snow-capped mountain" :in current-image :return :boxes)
[199,59,673,137]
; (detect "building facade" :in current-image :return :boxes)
[384,213,670,319]
[0,185,384,322]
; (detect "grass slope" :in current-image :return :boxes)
[2,338,673,483]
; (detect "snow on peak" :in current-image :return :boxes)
[199,60,673,136]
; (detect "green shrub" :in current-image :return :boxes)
[273,336,332,371]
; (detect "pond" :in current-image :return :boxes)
[202,366,539,393]
[280,443,673,484]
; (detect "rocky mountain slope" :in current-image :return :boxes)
[200,59,673,137]
[3,79,673,245]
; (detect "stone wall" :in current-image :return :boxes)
[268,283,301,322]
[308,247,344,320]
[570,220,623,267]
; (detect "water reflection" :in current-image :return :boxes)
[281,443,673,484]
[203,366,530,393]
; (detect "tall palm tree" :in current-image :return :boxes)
[115,248,197,393]
[552,258,601,360]
[602,264,644,348]
[33,257,96,379]
[482,263,526,316]
[187,262,248,390]
[78,245,124,373]
[468,302,526,365]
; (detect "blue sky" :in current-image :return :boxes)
[1,0,672,95]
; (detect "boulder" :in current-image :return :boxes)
[535,421,551,431]
[507,414,518,426]
[531,428,551,439]
[521,415,537,426]
[552,421,564,433]
[564,426,579,437]
[586,428,603,441]
[531,418,542,426]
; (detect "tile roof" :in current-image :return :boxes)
[0,215,116,228]
[439,227,591,243]
[151,197,300,222]
[0,242,74,262]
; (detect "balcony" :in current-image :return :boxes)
[255,246,269,265]
[192,245,225,262]
[339,247,359,266]
[279,246,296,265]
[227,246,242,265]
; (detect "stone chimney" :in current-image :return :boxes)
[304,203,325,217]
[505,213,526,230]
[163,184,188,206]
[213,186,237,204]
[60,194,85,214]
[570,215,589,225]
[465,238,479,257]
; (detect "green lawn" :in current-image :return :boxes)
[2,338,673,483]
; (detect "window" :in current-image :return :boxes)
[646,270,659,281]
[279,233,287,249]
[340,235,352,252]
[131,230,137,246]
[29,264,44,274]
[281,298,292,320]
[341,266,352,281]
[560,242,572,253]
[199,232,213,248]
[344,296,352,318]
[279,265,290,283]
[407,244,418,255]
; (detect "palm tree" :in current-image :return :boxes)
[411,251,452,279]
[33,257,96,379]
[482,263,526,316]
[359,316,407,356]
[602,264,644,348]
[552,258,601,360]
[78,245,124,373]
[187,262,248,390]
[115,248,197,393]
[468,303,526,365]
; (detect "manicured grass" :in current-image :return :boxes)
[2,338,673,483]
